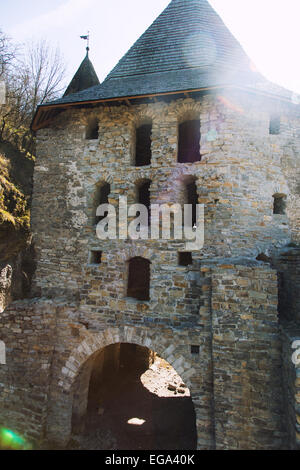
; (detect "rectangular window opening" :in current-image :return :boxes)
[178,252,193,266]
[90,251,102,265]
[178,119,201,163]
[273,195,286,215]
[191,345,200,355]
[135,124,152,166]
[269,115,280,135]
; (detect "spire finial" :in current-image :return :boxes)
[80,31,90,55]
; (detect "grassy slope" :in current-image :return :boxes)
[0,142,34,262]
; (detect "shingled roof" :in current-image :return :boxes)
[63,50,100,97]
[32,0,297,130]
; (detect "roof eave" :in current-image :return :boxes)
[31,84,298,132]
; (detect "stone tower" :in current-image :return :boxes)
[1,0,300,450]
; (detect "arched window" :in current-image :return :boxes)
[178,119,201,163]
[134,120,152,166]
[127,257,151,301]
[86,117,99,140]
[94,182,110,224]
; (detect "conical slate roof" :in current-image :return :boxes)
[63,50,100,97]
[46,0,260,107]
[106,0,251,80]
[32,0,296,130]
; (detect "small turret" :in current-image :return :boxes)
[63,43,100,97]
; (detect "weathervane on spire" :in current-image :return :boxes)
[80,31,90,54]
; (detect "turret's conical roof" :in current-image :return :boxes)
[106,0,251,80]
[63,50,100,97]
[46,0,260,106]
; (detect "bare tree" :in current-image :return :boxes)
[21,39,66,118]
[0,30,16,78]
[0,37,66,154]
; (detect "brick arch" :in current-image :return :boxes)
[125,171,153,191]
[118,245,154,263]
[85,174,114,209]
[172,100,202,124]
[85,176,114,225]
[85,172,114,189]
[132,107,157,127]
[58,326,196,393]
[82,112,98,125]
[81,107,119,124]
[272,183,289,198]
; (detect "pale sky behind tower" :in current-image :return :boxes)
[1,0,300,94]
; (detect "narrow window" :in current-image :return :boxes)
[127,257,151,301]
[273,194,286,215]
[86,117,99,140]
[191,345,200,355]
[179,252,193,266]
[90,251,102,265]
[178,120,201,163]
[137,180,151,226]
[269,115,280,135]
[186,179,198,227]
[135,123,152,166]
[95,182,110,224]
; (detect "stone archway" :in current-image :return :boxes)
[58,326,196,392]
[49,326,198,448]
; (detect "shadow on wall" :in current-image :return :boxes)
[70,343,197,450]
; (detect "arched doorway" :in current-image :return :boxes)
[70,343,197,450]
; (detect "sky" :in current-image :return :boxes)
[1,0,300,94]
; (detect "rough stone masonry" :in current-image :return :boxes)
[1,0,300,450]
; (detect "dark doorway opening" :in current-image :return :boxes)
[179,252,193,266]
[186,179,198,227]
[127,257,151,301]
[137,180,151,227]
[70,343,197,450]
[135,124,152,166]
[86,117,99,140]
[273,194,286,215]
[95,182,110,224]
[178,120,201,163]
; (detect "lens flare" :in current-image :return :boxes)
[217,95,244,114]
[205,128,218,142]
[183,31,217,68]
[0,427,32,450]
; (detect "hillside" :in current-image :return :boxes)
[0,142,35,311]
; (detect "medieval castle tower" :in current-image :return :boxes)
[1,0,300,450]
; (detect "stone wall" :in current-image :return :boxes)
[209,263,284,449]
[31,90,299,300]
[0,89,299,449]
[275,247,300,323]
[281,328,300,449]
[0,299,56,443]
[0,262,287,449]
[0,264,12,312]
